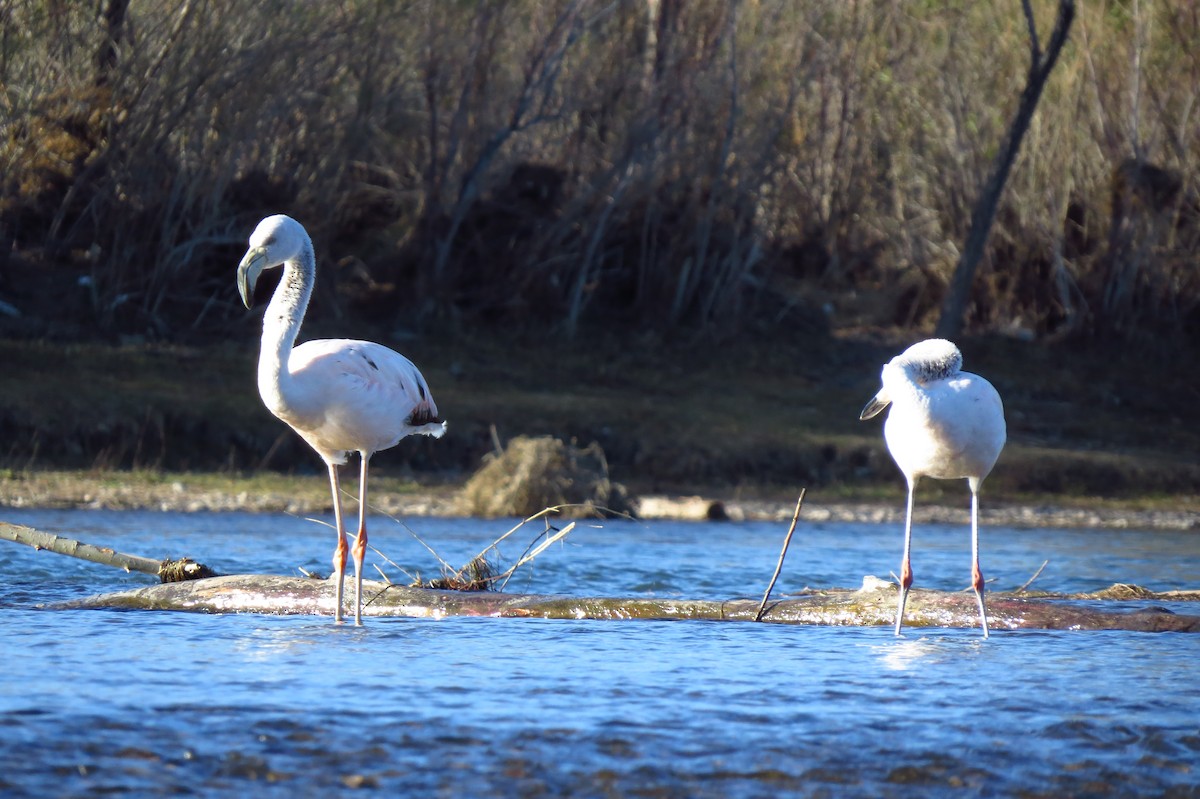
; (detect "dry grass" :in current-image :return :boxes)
[2,328,1198,509]
[455,435,635,519]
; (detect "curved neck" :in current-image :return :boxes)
[258,241,315,415]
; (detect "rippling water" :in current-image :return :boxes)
[1,508,1197,797]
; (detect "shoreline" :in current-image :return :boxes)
[1,471,1195,530]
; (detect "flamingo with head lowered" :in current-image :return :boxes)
[237,214,446,625]
[860,338,1006,637]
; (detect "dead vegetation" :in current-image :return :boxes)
[405,506,580,592]
[2,2,1199,504]
[455,436,634,519]
[0,1,1198,343]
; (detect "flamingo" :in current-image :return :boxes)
[237,214,446,625]
[859,339,1006,637]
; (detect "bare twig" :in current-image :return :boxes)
[367,503,592,591]
[497,522,577,591]
[754,489,806,622]
[368,543,419,586]
[467,506,564,563]
[371,563,393,585]
[386,517,458,575]
[1016,559,1050,594]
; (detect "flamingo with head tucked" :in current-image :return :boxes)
[237,214,446,625]
[860,338,1006,637]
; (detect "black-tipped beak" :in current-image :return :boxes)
[237,247,268,309]
[859,393,890,421]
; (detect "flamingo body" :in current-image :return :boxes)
[274,338,444,464]
[860,338,1005,637]
[237,214,445,624]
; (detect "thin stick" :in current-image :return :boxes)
[1016,559,1050,594]
[469,505,569,564]
[456,503,624,576]
[754,489,806,622]
[371,563,394,585]
[497,522,577,591]
[368,542,420,585]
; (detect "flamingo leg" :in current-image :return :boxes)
[895,477,916,635]
[327,462,348,623]
[349,453,371,626]
[969,478,990,638]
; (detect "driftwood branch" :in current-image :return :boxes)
[0,522,216,582]
[1016,559,1050,593]
[755,489,805,621]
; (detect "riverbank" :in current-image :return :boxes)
[2,332,1198,528]
[1,469,1195,530]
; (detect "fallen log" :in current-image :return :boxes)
[8,518,1199,632]
[56,574,1200,632]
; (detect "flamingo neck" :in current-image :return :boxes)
[258,243,314,418]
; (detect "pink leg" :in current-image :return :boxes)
[895,478,917,635]
[969,478,990,638]
[327,462,348,623]
[349,453,372,626]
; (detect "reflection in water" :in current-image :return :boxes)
[875,637,935,672]
[873,631,989,672]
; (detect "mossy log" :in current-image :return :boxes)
[58,574,1200,632]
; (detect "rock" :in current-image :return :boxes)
[636,495,733,521]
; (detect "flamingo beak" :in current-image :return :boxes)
[860,391,891,420]
[237,247,268,309]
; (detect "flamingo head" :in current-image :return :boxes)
[237,214,310,309]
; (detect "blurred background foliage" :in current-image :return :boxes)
[0,0,1197,345]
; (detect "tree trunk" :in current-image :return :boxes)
[934,0,1076,340]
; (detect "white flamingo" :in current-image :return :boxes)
[859,339,1006,637]
[237,214,446,625]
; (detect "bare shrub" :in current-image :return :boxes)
[2,0,1198,343]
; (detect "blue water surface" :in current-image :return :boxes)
[1,508,1197,798]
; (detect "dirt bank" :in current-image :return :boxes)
[1,470,1195,530]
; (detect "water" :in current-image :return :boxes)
[1,508,1198,798]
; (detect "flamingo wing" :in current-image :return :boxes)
[285,339,445,460]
